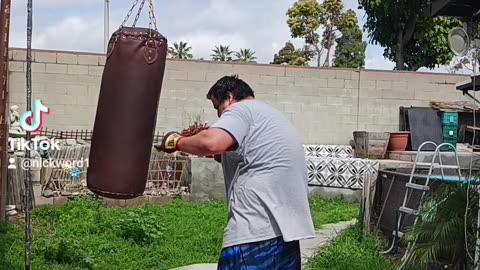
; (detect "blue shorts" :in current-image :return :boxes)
[217,237,301,270]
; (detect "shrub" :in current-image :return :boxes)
[114,206,165,245]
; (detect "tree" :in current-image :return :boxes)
[286,0,324,67]
[286,0,356,67]
[359,0,462,71]
[271,41,314,66]
[320,0,356,67]
[234,49,257,63]
[211,45,233,61]
[333,9,367,68]
[168,41,193,59]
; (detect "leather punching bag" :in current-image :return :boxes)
[87,2,167,199]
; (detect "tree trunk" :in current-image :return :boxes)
[314,43,322,67]
[323,49,330,67]
[323,25,334,67]
[396,14,417,71]
[396,31,405,70]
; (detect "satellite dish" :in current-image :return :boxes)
[448,27,470,56]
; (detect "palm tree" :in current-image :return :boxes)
[168,41,193,59]
[234,49,257,63]
[210,45,233,61]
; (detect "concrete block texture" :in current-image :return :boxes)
[190,157,226,201]
[78,55,100,66]
[35,52,57,63]
[57,53,78,64]
[7,48,471,145]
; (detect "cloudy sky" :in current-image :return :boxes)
[8,0,472,74]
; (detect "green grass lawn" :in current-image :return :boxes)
[0,194,359,270]
[304,225,394,270]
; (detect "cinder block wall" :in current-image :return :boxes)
[7,48,470,145]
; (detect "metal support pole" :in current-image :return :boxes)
[104,0,109,53]
[0,0,11,223]
[471,60,480,270]
[25,1,33,269]
[475,184,480,270]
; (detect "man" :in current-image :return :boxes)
[156,75,315,269]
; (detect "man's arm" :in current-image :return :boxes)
[176,128,235,157]
[156,105,249,156]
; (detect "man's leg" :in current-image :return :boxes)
[217,237,301,270]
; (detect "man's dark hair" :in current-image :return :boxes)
[206,74,255,102]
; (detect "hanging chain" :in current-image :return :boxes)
[132,0,146,27]
[121,0,139,27]
[121,0,158,31]
[121,0,147,28]
[148,0,158,32]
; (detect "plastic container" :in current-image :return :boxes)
[442,124,458,139]
[441,138,457,151]
[441,112,458,126]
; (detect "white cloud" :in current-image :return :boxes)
[32,16,103,53]
[156,0,308,63]
[365,56,395,70]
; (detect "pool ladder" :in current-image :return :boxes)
[381,141,462,258]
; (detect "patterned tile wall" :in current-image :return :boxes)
[303,145,354,159]
[304,145,378,190]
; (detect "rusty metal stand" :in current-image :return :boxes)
[0,0,11,223]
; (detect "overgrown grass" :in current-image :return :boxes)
[304,225,394,270]
[309,195,359,228]
[0,194,359,270]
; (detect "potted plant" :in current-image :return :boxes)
[388,131,410,151]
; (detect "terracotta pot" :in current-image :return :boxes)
[388,131,410,151]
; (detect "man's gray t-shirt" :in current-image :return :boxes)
[210,99,315,248]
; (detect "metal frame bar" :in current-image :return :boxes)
[0,0,11,222]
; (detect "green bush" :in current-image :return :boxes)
[114,206,165,245]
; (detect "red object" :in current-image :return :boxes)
[388,131,410,151]
[177,120,211,158]
[180,120,209,137]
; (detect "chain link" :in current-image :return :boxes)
[121,0,158,32]
[148,0,158,32]
[132,0,146,27]
[121,0,139,27]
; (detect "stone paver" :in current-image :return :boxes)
[170,219,357,270]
